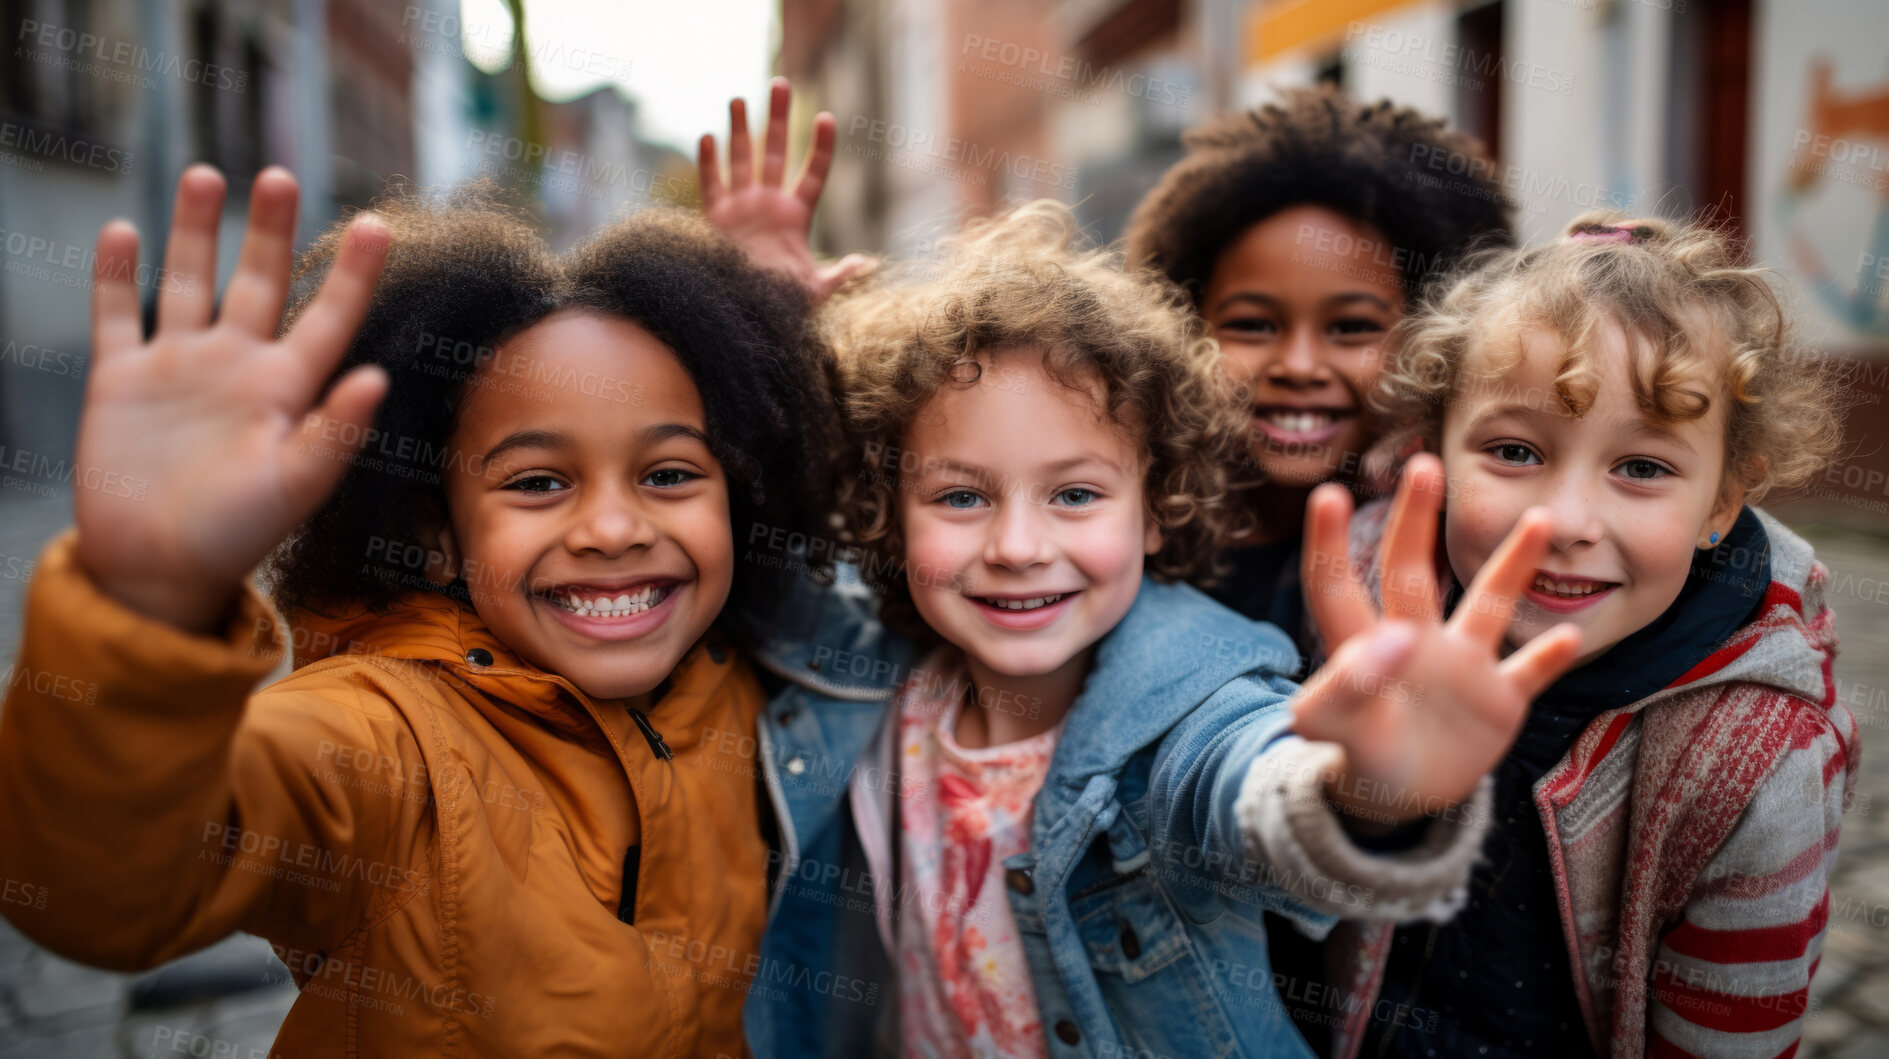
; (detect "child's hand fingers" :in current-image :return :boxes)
[794,112,837,211]
[1498,622,1583,701]
[91,220,143,359]
[761,77,791,187]
[282,214,389,388]
[1450,507,1552,649]
[1301,482,1374,649]
[155,164,227,335]
[285,364,389,513]
[219,167,300,338]
[1378,453,1445,623]
[697,134,723,210]
[1291,621,1418,741]
[727,97,753,189]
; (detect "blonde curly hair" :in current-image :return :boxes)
[824,200,1252,618]
[1375,211,1846,501]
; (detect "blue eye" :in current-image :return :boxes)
[1488,443,1541,466]
[1054,488,1097,506]
[642,468,701,489]
[938,489,985,509]
[504,475,566,494]
[1618,458,1672,481]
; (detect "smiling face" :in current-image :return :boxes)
[433,309,733,700]
[1201,205,1404,488]
[897,349,1160,687]
[1440,320,1744,665]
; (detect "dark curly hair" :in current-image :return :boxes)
[1124,85,1515,305]
[263,181,838,625]
[825,200,1253,634]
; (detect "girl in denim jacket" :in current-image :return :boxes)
[726,193,1586,1059]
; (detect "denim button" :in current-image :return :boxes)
[1005,868,1033,896]
[708,642,727,664]
[1054,1019,1080,1045]
[465,648,493,667]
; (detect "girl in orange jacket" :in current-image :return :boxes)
[0,168,839,1057]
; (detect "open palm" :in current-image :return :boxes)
[697,77,873,302]
[1291,455,1583,823]
[73,166,390,632]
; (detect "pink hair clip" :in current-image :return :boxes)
[1568,223,1652,244]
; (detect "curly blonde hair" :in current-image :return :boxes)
[1375,211,1845,501]
[825,200,1251,617]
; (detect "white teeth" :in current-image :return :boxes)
[1262,410,1337,433]
[981,593,1068,611]
[552,585,669,617]
[1533,575,1608,598]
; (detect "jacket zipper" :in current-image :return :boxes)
[755,718,799,917]
[628,707,672,761]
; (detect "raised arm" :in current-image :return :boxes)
[0,165,407,969]
[698,77,874,302]
[1151,456,1585,929]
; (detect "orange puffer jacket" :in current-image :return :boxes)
[0,530,771,1057]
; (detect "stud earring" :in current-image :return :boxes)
[1708,531,1720,545]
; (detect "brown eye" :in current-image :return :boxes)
[641,469,700,488]
[1329,317,1384,336]
[1216,317,1277,337]
[1618,458,1671,481]
[1488,443,1540,466]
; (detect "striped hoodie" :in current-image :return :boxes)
[1324,507,1859,1059]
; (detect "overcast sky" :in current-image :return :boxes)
[460,0,780,153]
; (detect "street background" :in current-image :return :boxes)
[1,0,1886,1054]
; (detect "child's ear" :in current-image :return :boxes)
[1143,512,1162,557]
[418,499,463,586]
[1700,478,1748,549]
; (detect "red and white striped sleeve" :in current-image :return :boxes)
[1645,699,1857,1059]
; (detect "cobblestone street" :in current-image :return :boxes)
[0,487,1885,1056]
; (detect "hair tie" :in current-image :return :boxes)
[1568,223,1654,245]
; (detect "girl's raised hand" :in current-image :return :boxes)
[73,165,391,634]
[697,76,874,302]
[1290,455,1583,826]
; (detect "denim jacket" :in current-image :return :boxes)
[739,569,1493,1059]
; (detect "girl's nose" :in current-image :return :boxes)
[1541,473,1607,552]
[566,486,658,557]
[983,500,1054,571]
[1266,324,1325,387]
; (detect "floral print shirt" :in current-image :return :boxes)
[897,650,1060,1059]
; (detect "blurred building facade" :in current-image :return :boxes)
[0,0,421,467]
[0,0,678,465]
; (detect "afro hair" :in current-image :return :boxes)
[1124,85,1515,306]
